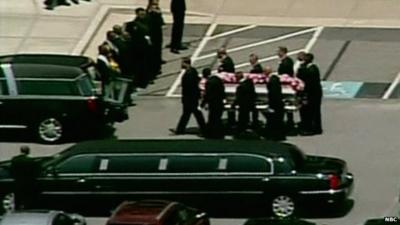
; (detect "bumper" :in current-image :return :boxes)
[298,178,354,204]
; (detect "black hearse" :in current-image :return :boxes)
[0,54,128,143]
[0,140,354,217]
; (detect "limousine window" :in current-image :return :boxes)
[56,155,97,174]
[106,156,160,173]
[167,156,219,173]
[17,80,79,96]
[288,147,306,169]
[226,156,271,173]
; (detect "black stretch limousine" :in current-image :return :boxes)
[0,140,354,217]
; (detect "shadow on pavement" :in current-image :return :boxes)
[0,124,117,144]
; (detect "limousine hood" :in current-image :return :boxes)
[301,155,347,175]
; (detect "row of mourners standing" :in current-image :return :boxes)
[96,0,187,104]
[171,47,323,141]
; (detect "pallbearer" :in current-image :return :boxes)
[201,68,226,139]
[264,73,286,141]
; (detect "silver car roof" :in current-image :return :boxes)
[0,211,60,225]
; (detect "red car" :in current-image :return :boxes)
[106,200,210,225]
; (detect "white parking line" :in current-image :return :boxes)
[382,72,400,99]
[195,27,318,61]
[293,26,324,72]
[208,24,257,40]
[166,23,218,97]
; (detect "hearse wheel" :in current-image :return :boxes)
[271,195,296,217]
[2,193,15,213]
[37,117,63,143]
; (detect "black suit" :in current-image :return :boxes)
[170,0,186,50]
[218,56,235,73]
[250,63,263,73]
[234,79,256,133]
[265,75,286,141]
[96,57,112,84]
[147,8,165,77]
[278,56,294,77]
[10,154,40,209]
[125,18,152,88]
[303,64,323,133]
[202,76,225,138]
[297,63,308,130]
[278,56,295,129]
[176,67,206,134]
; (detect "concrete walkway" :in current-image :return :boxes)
[1,0,400,56]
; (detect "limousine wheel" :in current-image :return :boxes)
[2,193,15,213]
[38,118,63,143]
[271,195,295,217]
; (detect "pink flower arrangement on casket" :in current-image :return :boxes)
[214,72,304,91]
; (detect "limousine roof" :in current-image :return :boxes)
[0,54,91,67]
[61,140,301,159]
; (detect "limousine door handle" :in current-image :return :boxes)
[77,178,86,183]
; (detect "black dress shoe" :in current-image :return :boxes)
[170,49,180,54]
[169,128,184,135]
[178,45,188,50]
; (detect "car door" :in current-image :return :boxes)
[194,154,274,210]
[0,64,25,130]
[38,154,99,212]
[87,154,164,210]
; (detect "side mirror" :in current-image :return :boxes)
[195,212,207,219]
[70,214,86,225]
[45,167,58,176]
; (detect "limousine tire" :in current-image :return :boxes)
[37,117,64,143]
[271,195,296,218]
[1,193,15,213]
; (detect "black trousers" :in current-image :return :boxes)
[265,109,286,141]
[14,182,38,210]
[302,96,322,133]
[237,107,252,133]
[206,104,224,138]
[150,35,163,78]
[309,97,322,132]
[176,102,206,134]
[171,11,185,49]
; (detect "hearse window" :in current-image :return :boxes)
[77,75,95,96]
[226,156,271,173]
[0,79,8,95]
[167,156,219,173]
[107,156,160,173]
[56,155,96,174]
[17,80,79,96]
